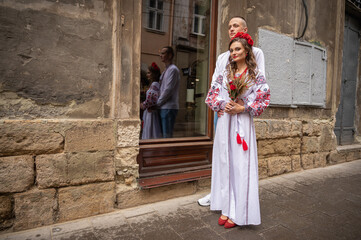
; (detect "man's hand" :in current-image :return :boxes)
[217,110,224,117]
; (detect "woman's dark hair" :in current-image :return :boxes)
[227,37,257,81]
[148,64,161,82]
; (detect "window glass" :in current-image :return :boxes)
[147,0,164,31]
[140,0,211,139]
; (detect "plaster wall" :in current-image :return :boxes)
[0,0,113,119]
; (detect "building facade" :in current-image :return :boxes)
[0,0,360,232]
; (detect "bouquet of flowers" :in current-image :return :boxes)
[226,67,254,101]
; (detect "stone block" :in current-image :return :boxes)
[37,152,115,188]
[258,137,301,156]
[197,178,211,189]
[0,195,12,221]
[319,124,337,152]
[13,189,56,230]
[345,150,360,162]
[65,121,115,152]
[0,155,34,193]
[267,156,292,176]
[116,182,196,209]
[258,158,268,179]
[313,152,328,168]
[302,136,320,153]
[303,120,321,136]
[115,147,139,167]
[254,120,268,139]
[116,165,139,185]
[291,155,302,172]
[117,120,140,147]
[267,120,302,139]
[301,154,314,169]
[58,182,115,222]
[0,121,63,156]
[327,150,346,165]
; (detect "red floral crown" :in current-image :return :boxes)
[151,62,160,71]
[231,32,254,46]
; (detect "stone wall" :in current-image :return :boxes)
[255,118,337,179]
[0,120,117,231]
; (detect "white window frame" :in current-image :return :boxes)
[147,0,164,32]
[192,3,206,36]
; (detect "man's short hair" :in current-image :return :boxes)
[230,16,247,28]
[162,46,174,60]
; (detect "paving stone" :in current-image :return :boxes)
[93,224,139,240]
[271,209,313,230]
[180,226,224,240]
[127,212,165,233]
[259,225,299,240]
[52,228,98,240]
[1,227,51,240]
[91,212,127,230]
[200,212,229,235]
[138,226,182,240]
[182,202,214,219]
[221,226,263,240]
[162,209,205,235]
[51,219,92,237]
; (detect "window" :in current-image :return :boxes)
[258,29,327,107]
[147,0,164,31]
[192,3,206,36]
[138,0,216,187]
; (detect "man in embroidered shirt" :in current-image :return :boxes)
[198,16,266,207]
[157,46,180,138]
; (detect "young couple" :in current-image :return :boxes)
[202,16,270,228]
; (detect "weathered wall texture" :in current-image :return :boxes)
[0,0,113,119]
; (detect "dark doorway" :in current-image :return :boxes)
[334,13,360,145]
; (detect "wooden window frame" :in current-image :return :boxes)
[137,0,218,189]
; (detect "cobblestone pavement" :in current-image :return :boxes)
[1,160,361,240]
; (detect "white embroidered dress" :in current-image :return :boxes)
[205,69,270,226]
[142,82,162,139]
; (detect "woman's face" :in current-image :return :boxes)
[146,69,153,80]
[229,41,247,63]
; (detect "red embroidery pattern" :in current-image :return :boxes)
[205,75,226,112]
[244,75,270,116]
[142,84,160,109]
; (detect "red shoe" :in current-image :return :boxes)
[218,216,228,225]
[224,220,236,228]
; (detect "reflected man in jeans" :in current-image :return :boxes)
[157,46,180,138]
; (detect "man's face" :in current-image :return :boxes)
[160,48,170,63]
[228,18,247,39]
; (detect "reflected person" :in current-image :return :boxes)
[140,62,162,139]
[157,46,180,138]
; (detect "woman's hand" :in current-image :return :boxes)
[140,103,145,110]
[217,110,224,117]
[225,100,245,115]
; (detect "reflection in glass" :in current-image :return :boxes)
[141,0,211,139]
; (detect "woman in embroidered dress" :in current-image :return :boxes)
[141,63,162,139]
[205,32,270,228]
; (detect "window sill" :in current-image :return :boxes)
[145,27,166,35]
